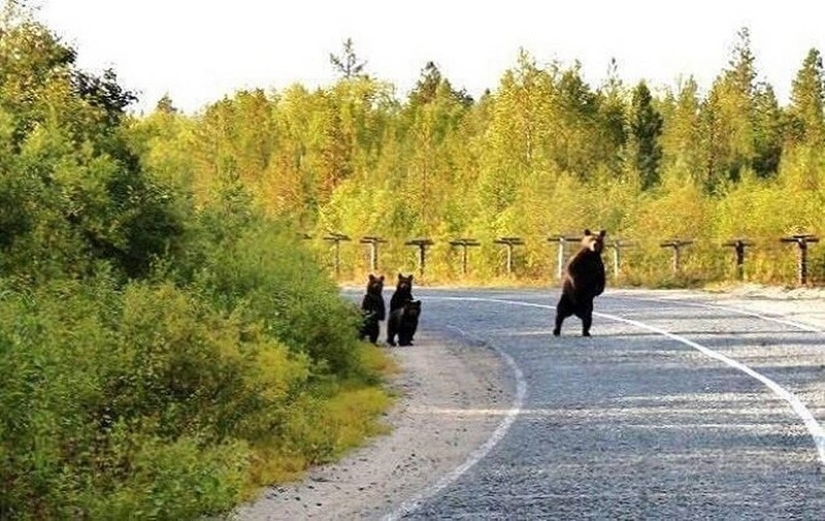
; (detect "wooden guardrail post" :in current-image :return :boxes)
[608,239,634,280]
[323,232,351,277]
[449,238,480,276]
[780,234,819,285]
[494,237,525,275]
[547,234,581,280]
[660,239,693,275]
[723,238,753,281]
[405,238,434,277]
[360,236,387,273]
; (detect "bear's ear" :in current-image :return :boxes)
[369,274,376,281]
[379,275,385,282]
[583,229,592,236]
[398,273,404,280]
[598,230,606,238]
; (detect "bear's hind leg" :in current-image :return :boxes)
[368,322,379,344]
[579,300,594,337]
[553,296,574,337]
[387,321,397,346]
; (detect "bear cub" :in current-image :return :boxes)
[387,273,420,346]
[553,229,607,337]
[387,299,421,347]
[359,274,386,344]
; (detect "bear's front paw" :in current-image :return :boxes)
[552,328,560,337]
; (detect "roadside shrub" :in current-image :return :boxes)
[0,262,393,519]
[189,212,365,379]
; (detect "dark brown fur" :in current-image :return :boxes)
[553,229,606,337]
[359,274,385,344]
[389,273,414,312]
[387,299,421,346]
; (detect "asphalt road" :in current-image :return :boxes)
[387,287,825,520]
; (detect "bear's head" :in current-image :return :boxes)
[403,299,421,319]
[396,273,413,294]
[366,274,384,295]
[581,229,606,254]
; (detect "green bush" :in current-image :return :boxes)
[0,9,393,519]
[186,200,365,378]
[0,253,389,519]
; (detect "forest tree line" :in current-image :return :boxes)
[140,30,825,286]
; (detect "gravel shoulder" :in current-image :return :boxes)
[709,283,825,328]
[639,283,825,329]
[234,329,512,521]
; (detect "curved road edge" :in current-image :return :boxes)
[233,328,517,521]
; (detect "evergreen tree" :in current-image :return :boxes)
[408,61,473,108]
[330,38,367,79]
[628,81,663,189]
[155,93,178,114]
[698,86,729,192]
[787,48,825,145]
[752,82,783,177]
[595,58,628,176]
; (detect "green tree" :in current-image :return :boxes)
[627,81,663,189]
[787,48,825,145]
[399,62,473,234]
[155,93,178,114]
[0,4,182,280]
[698,27,763,190]
[659,76,703,178]
[408,61,473,108]
[330,38,367,79]
[553,61,603,179]
[752,82,783,177]
[697,86,730,192]
[595,58,627,177]
[478,50,553,218]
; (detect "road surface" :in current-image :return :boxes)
[239,287,825,520]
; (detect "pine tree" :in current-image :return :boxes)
[329,38,367,80]
[787,48,825,145]
[628,81,663,190]
[752,82,783,177]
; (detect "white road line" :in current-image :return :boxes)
[424,296,825,468]
[383,326,527,521]
[601,310,825,466]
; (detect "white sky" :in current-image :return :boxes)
[34,0,825,114]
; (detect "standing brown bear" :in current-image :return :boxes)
[389,273,414,312]
[359,274,386,344]
[387,273,417,346]
[553,229,607,337]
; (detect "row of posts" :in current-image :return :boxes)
[660,234,820,285]
[313,233,820,286]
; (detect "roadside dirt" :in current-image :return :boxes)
[234,330,512,521]
[711,283,825,328]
